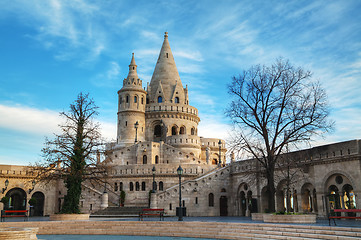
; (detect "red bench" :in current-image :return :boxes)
[139,208,164,221]
[328,209,361,225]
[1,210,29,222]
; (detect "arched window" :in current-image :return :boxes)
[179,127,185,134]
[136,182,140,191]
[155,155,159,164]
[159,181,164,191]
[129,182,134,191]
[126,96,129,103]
[209,193,214,207]
[141,182,146,191]
[143,155,147,164]
[141,97,144,104]
[191,127,195,135]
[114,182,118,191]
[158,96,162,103]
[154,125,162,137]
[134,96,137,103]
[172,126,177,135]
[175,97,179,103]
[119,182,123,191]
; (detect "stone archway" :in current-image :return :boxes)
[31,191,45,216]
[301,183,317,213]
[325,173,356,212]
[5,188,27,210]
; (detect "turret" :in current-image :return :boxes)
[117,53,146,145]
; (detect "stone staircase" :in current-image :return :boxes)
[2,221,361,239]
[91,206,147,217]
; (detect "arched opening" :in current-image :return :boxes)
[220,196,228,216]
[261,186,270,213]
[179,126,185,134]
[126,96,129,103]
[5,188,27,210]
[154,125,162,138]
[141,182,146,191]
[171,126,177,135]
[158,96,162,103]
[159,181,164,191]
[208,193,214,207]
[175,97,179,103]
[191,127,195,135]
[129,182,134,191]
[155,155,159,164]
[240,191,246,216]
[30,191,45,216]
[134,96,137,103]
[119,182,123,191]
[342,184,356,209]
[301,183,316,213]
[135,182,140,191]
[114,182,118,191]
[143,155,147,164]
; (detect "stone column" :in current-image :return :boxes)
[150,192,157,209]
[100,192,108,210]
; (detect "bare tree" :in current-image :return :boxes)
[226,58,333,212]
[32,93,106,214]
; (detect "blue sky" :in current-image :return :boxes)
[0,0,360,165]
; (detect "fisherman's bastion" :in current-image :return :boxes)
[1,33,360,219]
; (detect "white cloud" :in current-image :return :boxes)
[0,103,116,141]
[91,61,121,87]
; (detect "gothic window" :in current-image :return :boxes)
[172,126,177,135]
[126,96,129,103]
[136,182,140,191]
[159,181,164,191]
[134,96,137,103]
[158,96,163,103]
[141,182,146,191]
[175,97,179,103]
[119,182,123,191]
[143,155,147,164]
[154,125,162,137]
[155,155,159,164]
[114,182,118,191]
[179,126,185,134]
[141,97,144,104]
[209,193,214,207]
[129,182,134,191]
[191,127,195,135]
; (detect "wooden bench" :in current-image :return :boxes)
[1,210,29,222]
[139,208,164,221]
[328,209,361,225]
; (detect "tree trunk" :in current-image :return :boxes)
[266,164,276,212]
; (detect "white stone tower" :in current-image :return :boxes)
[117,53,147,145]
[145,32,201,159]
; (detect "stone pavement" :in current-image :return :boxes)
[2,216,361,228]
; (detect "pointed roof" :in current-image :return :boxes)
[149,32,184,102]
[122,53,143,90]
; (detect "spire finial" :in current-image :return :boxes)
[164,32,168,39]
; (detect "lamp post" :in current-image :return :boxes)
[152,166,156,193]
[134,121,139,143]
[177,165,183,221]
[218,140,222,167]
[2,179,9,194]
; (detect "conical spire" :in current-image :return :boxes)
[122,53,142,89]
[149,32,184,102]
